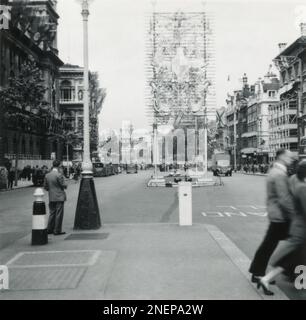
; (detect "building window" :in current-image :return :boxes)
[29,138,34,155]
[294,63,299,77]
[21,138,26,155]
[281,71,286,84]
[61,88,73,101]
[268,91,276,98]
[289,129,298,137]
[60,80,74,102]
[288,67,293,80]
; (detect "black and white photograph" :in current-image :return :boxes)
[1,0,306,313]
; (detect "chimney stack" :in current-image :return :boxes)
[300,23,306,37]
[278,43,287,53]
[242,73,248,86]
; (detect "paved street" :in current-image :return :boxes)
[0,171,305,299]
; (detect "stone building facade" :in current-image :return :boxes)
[224,72,280,167]
[0,0,64,168]
[273,24,306,160]
[59,64,102,163]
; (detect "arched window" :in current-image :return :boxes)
[61,80,72,86]
[60,80,74,102]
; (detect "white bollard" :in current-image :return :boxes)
[32,188,48,246]
[178,182,192,226]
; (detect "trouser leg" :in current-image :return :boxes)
[249,222,286,276]
[47,202,56,232]
[54,202,64,234]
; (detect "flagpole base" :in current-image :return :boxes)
[74,172,101,230]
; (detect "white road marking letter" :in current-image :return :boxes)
[217,206,237,210]
[246,212,268,217]
[223,211,247,217]
[202,212,224,217]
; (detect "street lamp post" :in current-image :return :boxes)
[233,108,237,172]
[153,120,158,178]
[66,142,70,177]
[74,0,101,230]
[203,108,208,178]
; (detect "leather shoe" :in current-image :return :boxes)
[251,274,276,285]
[53,232,66,236]
[47,230,54,235]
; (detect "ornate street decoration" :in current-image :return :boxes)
[146,10,215,126]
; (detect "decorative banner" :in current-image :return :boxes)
[146,11,215,126]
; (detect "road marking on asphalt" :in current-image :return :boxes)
[216,205,267,210]
[204,224,288,300]
[223,211,248,217]
[202,211,225,217]
[202,205,268,218]
[202,212,268,218]
[216,206,238,210]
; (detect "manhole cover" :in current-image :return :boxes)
[8,266,86,291]
[65,233,109,241]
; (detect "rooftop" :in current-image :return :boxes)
[275,36,306,59]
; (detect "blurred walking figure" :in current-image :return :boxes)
[257,160,306,295]
[249,149,295,293]
[8,168,15,190]
[44,160,67,236]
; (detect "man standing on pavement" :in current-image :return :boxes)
[44,160,67,236]
[249,149,295,284]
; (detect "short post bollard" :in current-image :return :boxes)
[32,188,48,246]
[178,182,192,226]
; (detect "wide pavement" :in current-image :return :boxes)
[0,170,305,299]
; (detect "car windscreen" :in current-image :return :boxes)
[93,163,103,168]
[217,160,229,167]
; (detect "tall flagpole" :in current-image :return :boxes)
[74,0,101,230]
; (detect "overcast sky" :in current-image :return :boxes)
[57,0,306,134]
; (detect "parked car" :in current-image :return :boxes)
[93,162,104,177]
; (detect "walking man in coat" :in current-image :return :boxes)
[249,149,296,284]
[44,160,67,236]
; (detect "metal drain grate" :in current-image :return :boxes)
[7,250,100,267]
[8,266,86,291]
[65,233,109,241]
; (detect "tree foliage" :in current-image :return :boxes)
[0,59,46,113]
[89,72,106,115]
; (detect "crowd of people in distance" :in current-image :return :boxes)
[0,161,83,190]
[241,163,270,174]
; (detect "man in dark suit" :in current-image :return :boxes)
[44,160,67,236]
[249,149,296,284]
